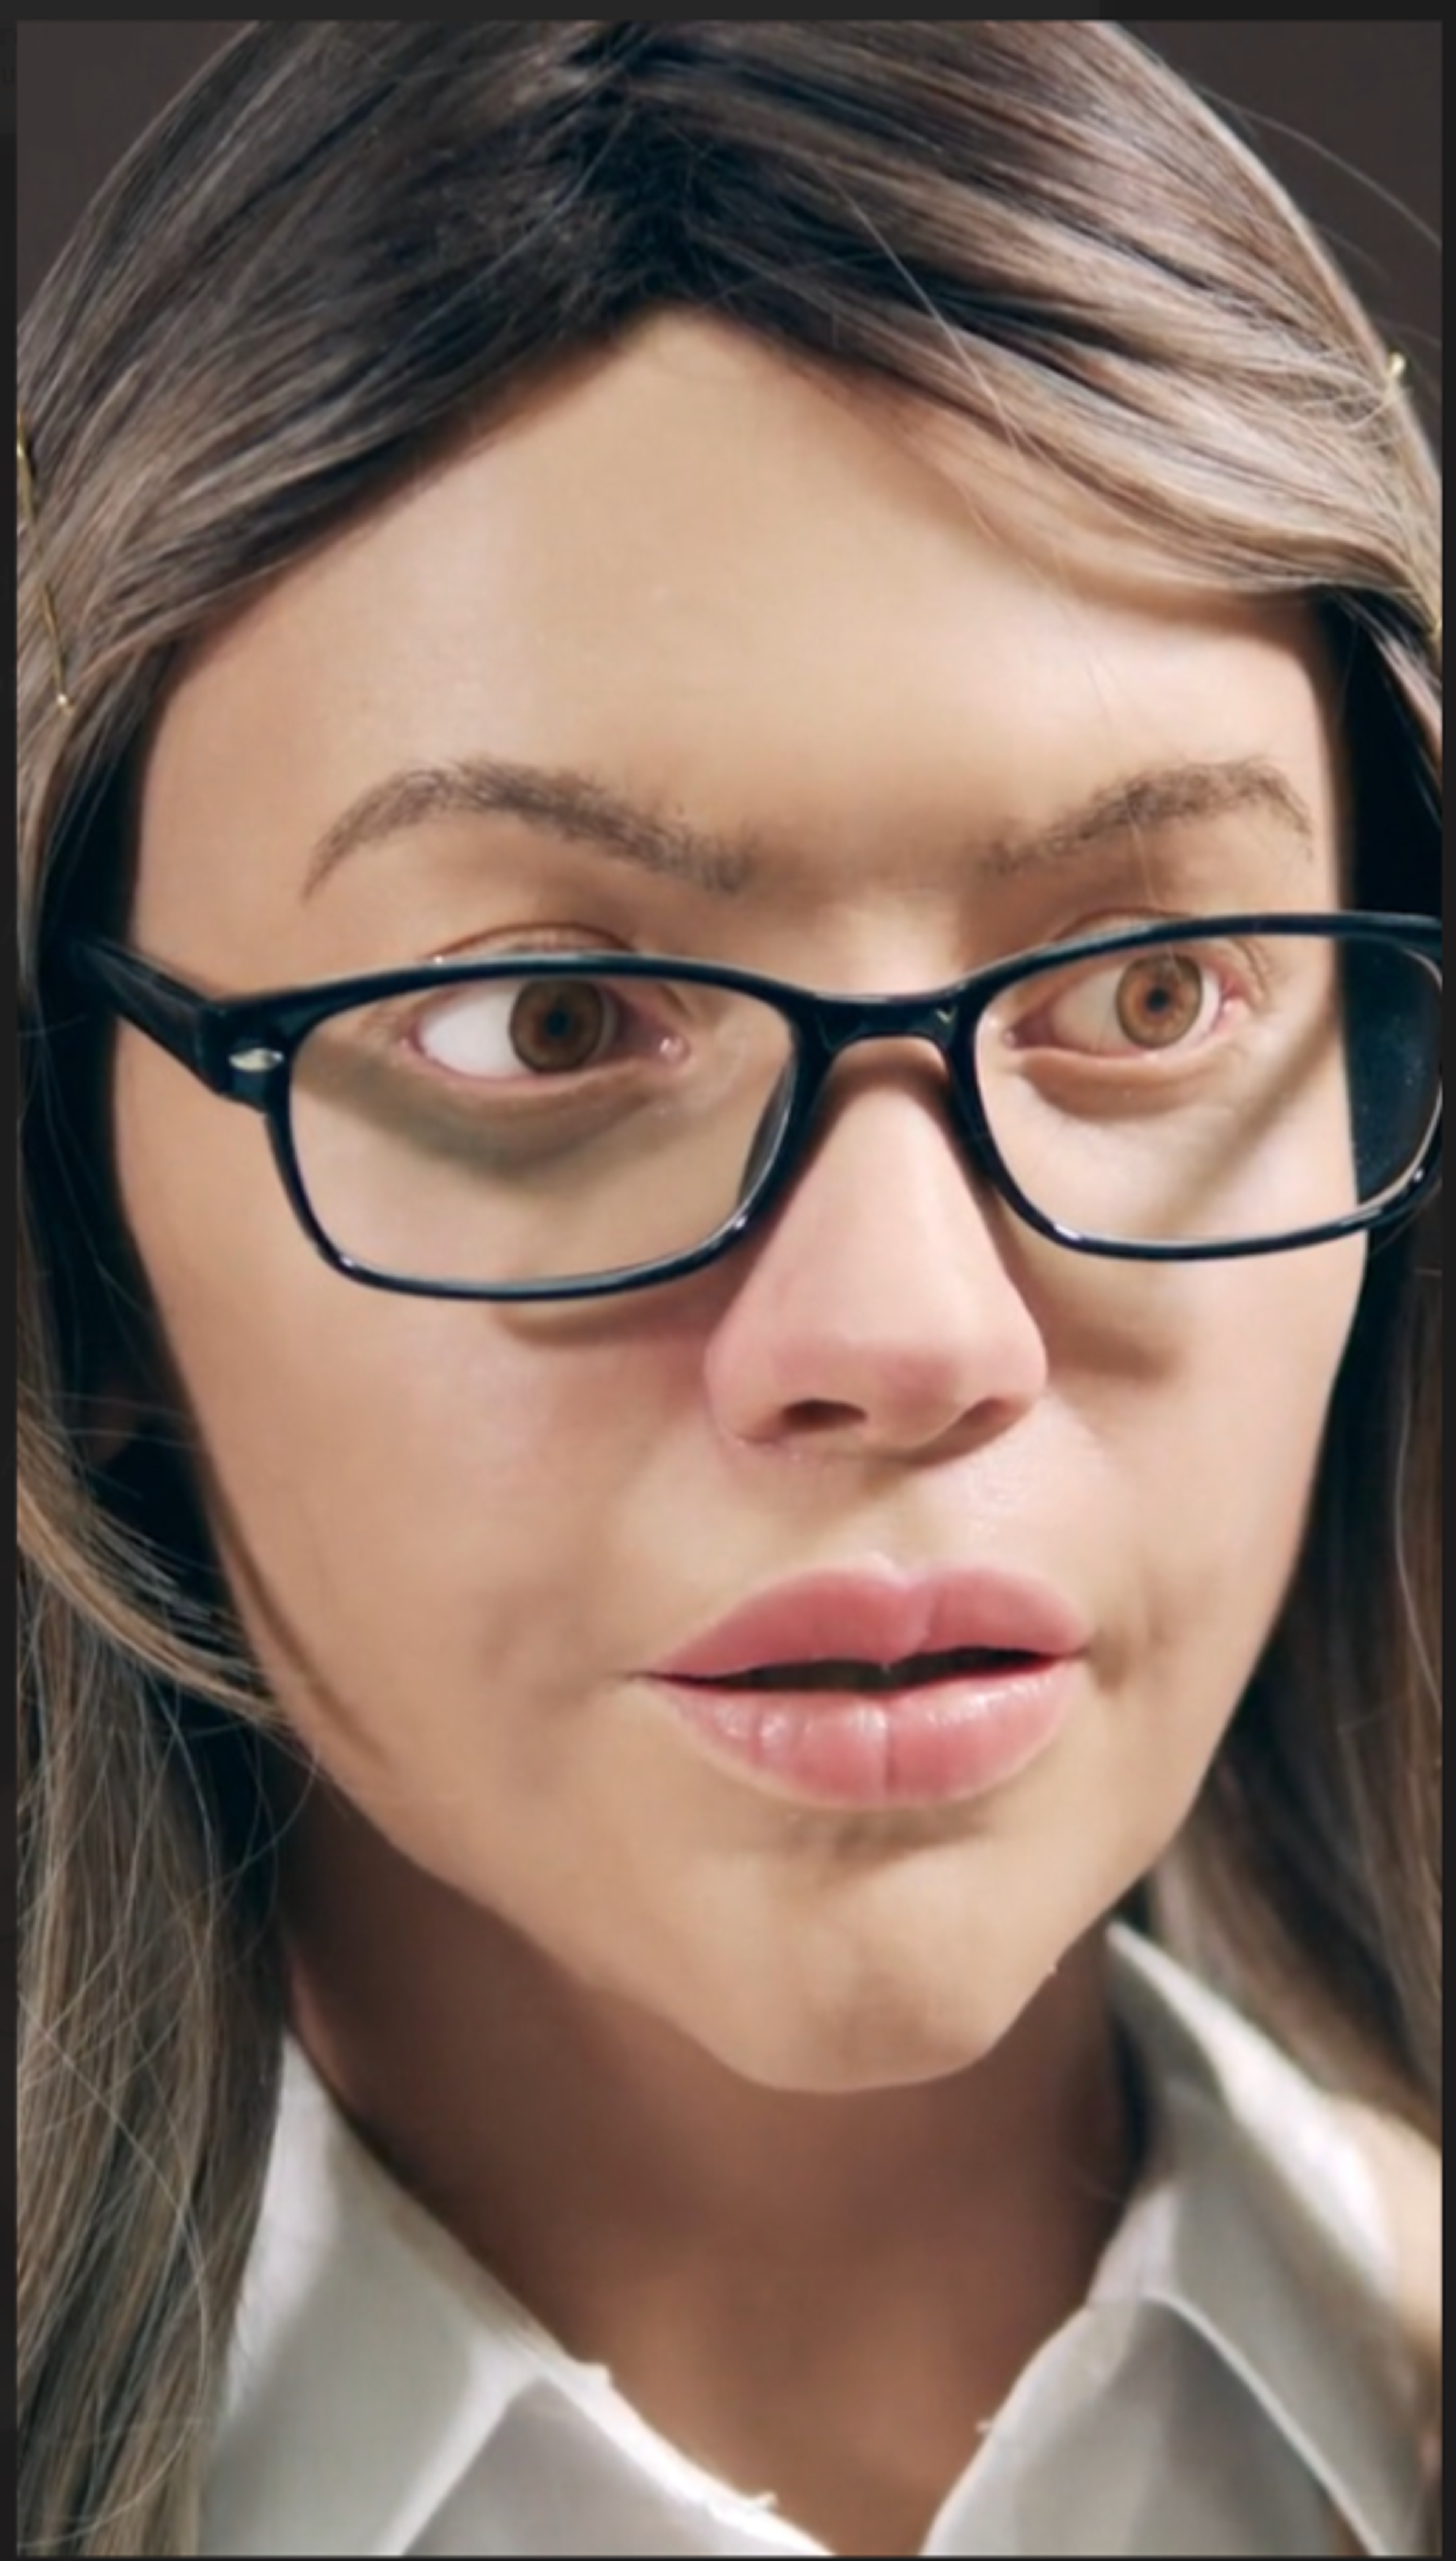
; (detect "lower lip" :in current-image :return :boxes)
[645,1657,1079,1808]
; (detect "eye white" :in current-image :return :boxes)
[1045,956,1220,1054]
[416,985,525,1078]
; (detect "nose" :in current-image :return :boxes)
[702,1046,1050,1459]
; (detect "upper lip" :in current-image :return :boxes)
[646,1562,1090,1684]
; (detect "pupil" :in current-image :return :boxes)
[511,981,608,1073]
[1117,956,1200,1048]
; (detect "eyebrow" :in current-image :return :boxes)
[301,750,1315,901]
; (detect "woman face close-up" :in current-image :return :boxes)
[114,311,1366,2100]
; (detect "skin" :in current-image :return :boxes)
[114,314,1365,2553]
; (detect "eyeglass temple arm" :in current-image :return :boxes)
[69,938,225,1086]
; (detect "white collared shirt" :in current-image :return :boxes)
[202,1928,1427,2557]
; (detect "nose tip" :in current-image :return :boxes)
[704,1070,1051,1456]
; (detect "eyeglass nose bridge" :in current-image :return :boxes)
[806,985,968,1056]
[758,979,1001,1214]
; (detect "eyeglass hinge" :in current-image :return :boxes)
[225,1043,286,1103]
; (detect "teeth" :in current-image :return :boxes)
[695,1647,1023,1693]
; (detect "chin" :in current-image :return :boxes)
[674,1954,1040,2096]
[703,2012,1017,2099]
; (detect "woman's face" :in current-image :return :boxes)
[116,314,1363,2090]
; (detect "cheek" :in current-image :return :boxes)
[1128,1245,1362,1570]
[1046,1220,1363,1517]
[1053,1235,1366,1797]
[113,1042,676,1739]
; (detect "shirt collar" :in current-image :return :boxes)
[1096,1929,1425,2558]
[201,1926,1425,2557]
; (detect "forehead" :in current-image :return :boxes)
[133,312,1344,960]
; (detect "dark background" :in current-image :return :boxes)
[15,20,1442,447]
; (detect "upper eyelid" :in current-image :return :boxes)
[995,932,1262,1018]
[317,857,1312,995]
[261,916,1323,996]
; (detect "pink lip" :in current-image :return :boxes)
[639,1563,1090,1809]
[651,1660,1079,1807]
[648,1562,1090,1684]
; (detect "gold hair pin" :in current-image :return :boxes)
[17,408,74,716]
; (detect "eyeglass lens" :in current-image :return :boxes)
[285,929,1441,1286]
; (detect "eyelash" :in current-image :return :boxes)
[370,913,1260,1095]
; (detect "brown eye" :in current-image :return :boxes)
[1114,954,1208,1049]
[1019,946,1222,1060]
[509,980,614,1074]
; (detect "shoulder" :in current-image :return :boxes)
[1331,2106,1441,2558]
[1112,1934,1439,2332]
[1109,1928,1440,2555]
[1334,2101,1442,2381]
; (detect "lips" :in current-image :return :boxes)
[694,1645,1035,1693]
[647,1563,1089,1690]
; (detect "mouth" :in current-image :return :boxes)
[650,1646,1078,1808]
[674,1645,1044,1694]
[642,1562,1087,1802]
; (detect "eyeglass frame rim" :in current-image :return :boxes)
[67,909,1444,1297]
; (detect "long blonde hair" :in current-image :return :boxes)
[18,24,1441,2553]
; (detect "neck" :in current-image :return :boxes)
[281,1783,1144,2552]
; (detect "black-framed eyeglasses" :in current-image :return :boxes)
[71,912,1442,1301]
